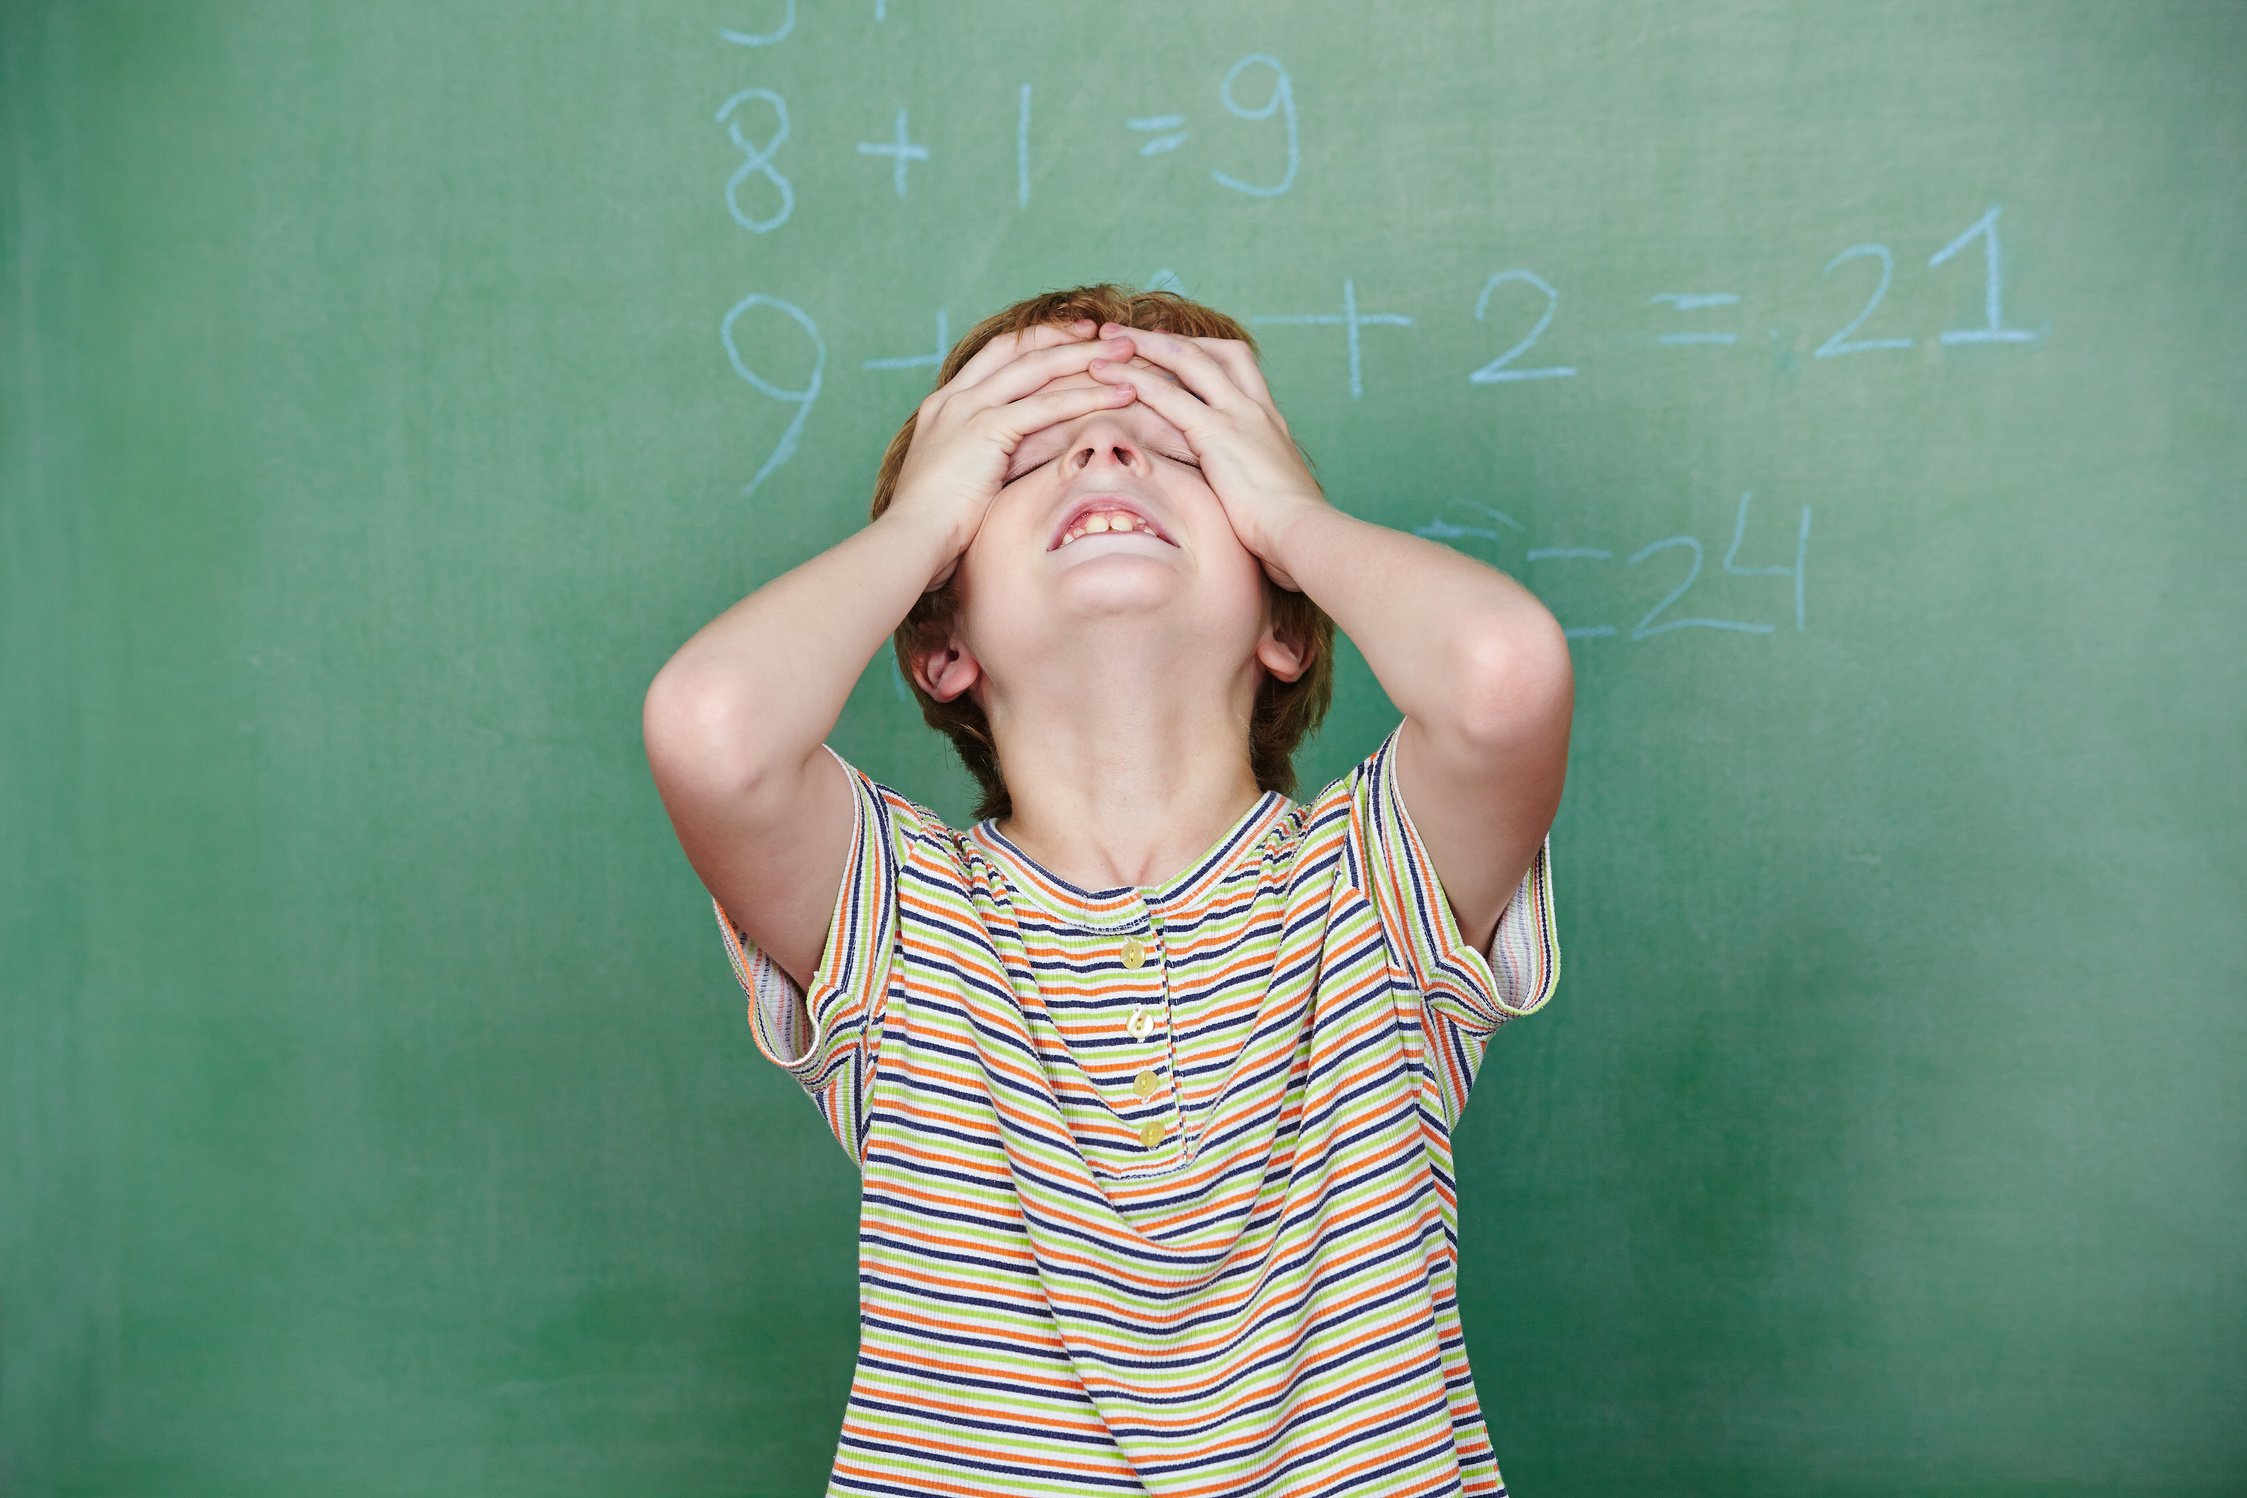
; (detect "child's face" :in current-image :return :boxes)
[922,349,1303,712]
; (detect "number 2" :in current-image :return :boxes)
[1815,244,1912,358]
[1468,270,1577,384]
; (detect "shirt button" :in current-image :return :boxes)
[1121,936,1147,968]
[1138,1117,1164,1149]
[1133,1068,1159,1098]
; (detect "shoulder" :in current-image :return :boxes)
[1266,730,1397,892]
[837,761,992,896]
[1248,759,1374,902]
[820,748,953,850]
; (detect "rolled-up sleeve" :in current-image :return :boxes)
[713,743,919,1168]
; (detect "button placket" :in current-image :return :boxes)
[1129,906,1181,1153]
[973,802,1279,1171]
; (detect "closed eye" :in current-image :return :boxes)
[1009,448,1197,482]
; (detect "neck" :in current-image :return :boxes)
[986,674,1268,893]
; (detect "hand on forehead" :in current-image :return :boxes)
[1022,352,1189,443]
[1032,349,1181,394]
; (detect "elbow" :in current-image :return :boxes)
[1454,609,1573,747]
[643,667,759,790]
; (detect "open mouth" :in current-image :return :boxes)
[1049,497,1177,551]
[1053,520,1177,552]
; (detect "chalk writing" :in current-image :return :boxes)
[1249,280,1411,399]
[717,1,794,47]
[1128,114,1190,157]
[1418,490,1810,639]
[721,294,825,497]
[716,88,793,233]
[1471,271,1577,383]
[1211,54,1297,197]
[1930,203,2038,345]
[691,16,2035,639]
[864,310,952,372]
[1816,244,1912,358]
[857,108,928,198]
[1651,291,1741,346]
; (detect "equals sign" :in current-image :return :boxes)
[1650,291,1740,345]
[1127,114,1189,156]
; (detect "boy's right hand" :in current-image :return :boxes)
[890,318,1142,590]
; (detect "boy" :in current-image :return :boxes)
[643,285,1570,1496]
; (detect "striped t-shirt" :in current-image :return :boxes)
[714,720,1560,1497]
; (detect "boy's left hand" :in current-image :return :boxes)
[1087,322,1325,592]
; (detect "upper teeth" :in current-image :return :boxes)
[1058,509,1168,548]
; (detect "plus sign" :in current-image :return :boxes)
[863,308,952,372]
[1248,279,1412,400]
[856,108,928,198]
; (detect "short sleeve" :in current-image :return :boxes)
[1337,721,1561,1122]
[711,742,920,1169]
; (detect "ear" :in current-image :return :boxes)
[1253,617,1314,685]
[909,633,988,705]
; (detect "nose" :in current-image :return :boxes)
[1063,417,1150,475]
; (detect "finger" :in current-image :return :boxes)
[1085,357,1208,435]
[959,332,1136,410]
[1088,351,1188,393]
[949,318,1094,393]
[946,318,1097,395]
[1188,336,1274,407]
[1099,322,1246,412]
[980,378,1137,441]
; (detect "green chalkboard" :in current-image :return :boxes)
[6,1,2242,1493]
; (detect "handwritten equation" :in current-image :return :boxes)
[875,487,1809,694]
[1418,490,1810,642]
[716,45,1297,227]
[700,15,2048,646]
[713,196,2040,498]
[1240,205,2042,400]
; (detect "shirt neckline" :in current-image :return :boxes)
[972,789,1292,921]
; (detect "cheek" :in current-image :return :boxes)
[1183,486,1263,585]
[978,484,1054,560]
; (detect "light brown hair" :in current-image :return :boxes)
[868,283,1336,823]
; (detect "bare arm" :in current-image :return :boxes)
[645,319,1125,790]
[1262,503,1567,743]
[642,505,956,793]
[640,507,958,1001]
[1078,321,1574,957]
[1265,502,1573,952]
[643,321,1130,999]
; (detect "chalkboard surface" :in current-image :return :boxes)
[6,2,2242,1493]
